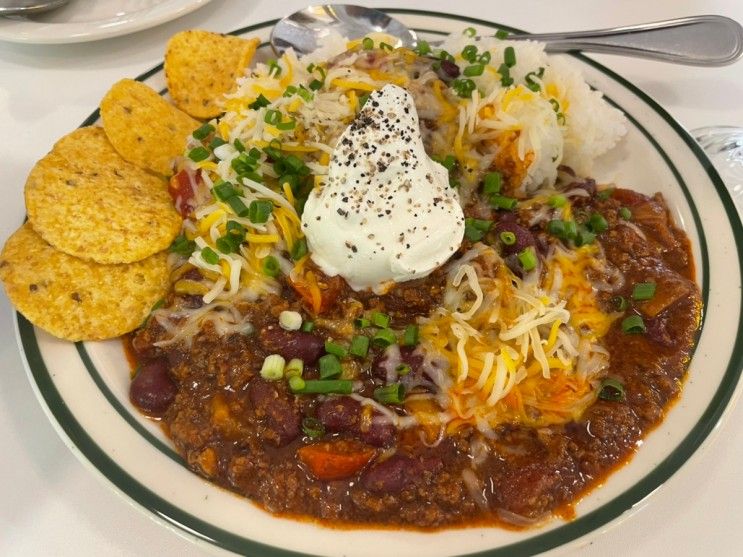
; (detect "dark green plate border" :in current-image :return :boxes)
[16,9,743,557]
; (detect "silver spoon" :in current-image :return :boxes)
[271,5,743,66]
[0,0,69,16]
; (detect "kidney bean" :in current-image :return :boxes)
[316,396,396,447]
[259,327,325,365]
[359,417,396,448]
[129,359,177,417]
[436,59,460,81]
[248,380,301,447]
[362,453,444,493]
[371,345,424,382]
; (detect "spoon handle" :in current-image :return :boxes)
[513,15,743,66]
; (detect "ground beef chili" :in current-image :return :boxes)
[128,184,700,528]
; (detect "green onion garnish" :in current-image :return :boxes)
[611,295,629,311]
[499,231,517,245]
[546,219,566,238]
[517,246,538,272]
[349,335,370,358]
[461,44,478,63]
[301,320,315,332]
[354,317,371,329]
[262,255,280,277]
[573,225,596,247]
[226,196,249,217]
[597,187,615,200]
[301,416,325,438]
[463,27,477,37]
[192,123,214,140]
[379,42,393,51]
[264,109,281,125]
[169,234,195,257]
[632,282,657,301]
[563,220,577,239]
[463,64,485,77]
[464,218,492,242]
[495,29,509,40]
[524,67,545,92]
[248,199,273,223]
[478,51,492,64]
[498,63,513,86]
[371,311,391,328]
[210,137,227,150]
[489,194,518,211]
[372,328,397,347]
[402,324,419,346]
[291,379,353,395]
[285,358,304,378]
[621,314,646,334]
[318,354,342,379]
[290,238,308,261]
[260,354,285,380]
[451,78,476,98]
[226,220,245,236]
[588,213,608,233]
[268,60,281,77]
[504,46,516,67]
[276,119,296,130]
[414,40,431,56]
[324,341,347,359]
[395,363,411,376]
[598,378,625,402]
[283,85,297,97]
[216,235,240,254]
[212,181,238,201]
[483,171,502,195]
[619,207,632,220]
[374,383,405,404]
[362,37,374,50]
[548,194,567,208]
[188,146,210,162]
[248,94,270,110]
[201,246,219,265]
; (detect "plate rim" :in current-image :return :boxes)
[15,8,743,557]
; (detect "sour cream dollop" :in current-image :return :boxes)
[301,84,465,293]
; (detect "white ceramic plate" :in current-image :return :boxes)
[15,9,743,557]
[0,0,212,44]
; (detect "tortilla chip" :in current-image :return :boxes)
[101,79,199,176]
[0,223,170,341]
[25,127,182,265]
[165,30,260,119]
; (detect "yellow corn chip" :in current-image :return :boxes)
[0,223,170,341]
[165,30,260,119]
[101,78,199,176]
[25,127,182,265]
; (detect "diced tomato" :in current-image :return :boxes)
[168,169,201,217]
[297,439,376,481]
[290,273,345,315]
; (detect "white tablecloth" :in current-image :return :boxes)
[1,1,742,555]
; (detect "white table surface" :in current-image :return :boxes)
[1,0,742,555]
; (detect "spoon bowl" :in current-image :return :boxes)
[0,0,69,16]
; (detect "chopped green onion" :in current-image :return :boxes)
[354,317,371,329]
[597,187,615,200]
[216,235,240,254]
[463,26,477,37]
[632,282,657,301]
[288,375,306,391]
[573,225,596,247]
[434,154,457,172]
[358,93,370,108]
[276,119,296,130]
[461,44,478,63]
[395,363,411,376]
[169,234,195,257]
[290,238,308,261]
[260,354,285,380]
[372,328,397,347]
[188,146,210,162]
[548,194,567,208]
[438,49,454,62]
[563,219,577,239]
[226,196,249,217]
[504,46,516,67]
[213,181,238,201]
[414,40,431,56]
[309,79,323,91]
[262,255,280,277]
[291,379,354,395]
[490,194,518,211]
[226,220,245,236]
[463,63,484,77]
[524,67,545,92]
[373,383,405,404]
[483,171,502,195]
[210,137,227,149]
[402,324,419,346]
[362,37,374,50]
[451,78,476,98]
[495,29,509,40]
[192,123,214,140]
[611,295,629,311]
[464,217,492,242]
[324,341,347,358]
[621,314,646,334]
[546,219,566,238]
[588,213,608,234]
[478,51,492,64]
[201,246,219,265]
[517,246,538,272]
[283,85,297,97]
[498,63,513,86]
[499,231,517,245]
[268,60,282,77]
[349,335,370,358]
[598,378,625,402]
[297,86,313,102]
[264,109,281,125]
[318,354,342,379]
[379,42,393,51]
[279,310,303,331]
[285,358,304,378]
[300,320,315,332]
[249,94,270,110]
[371,311,391,328]
[619,207,632,220]
[248,199,273,223]
[301,416,325,438]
